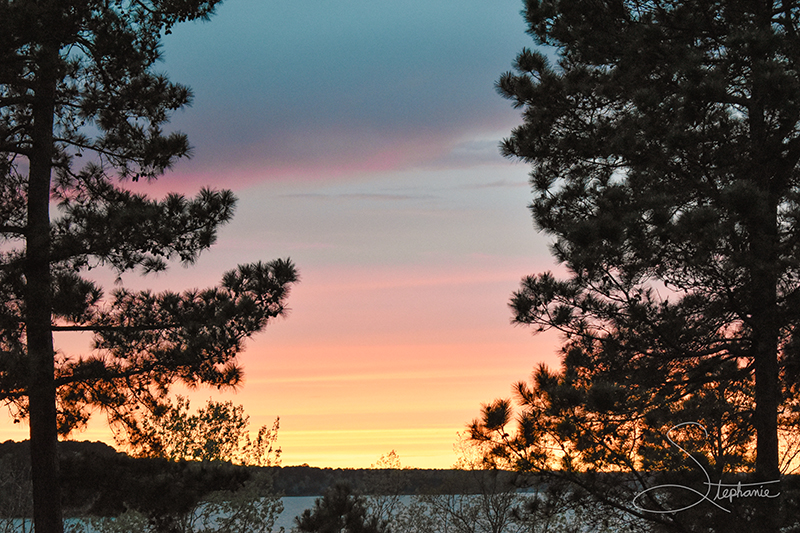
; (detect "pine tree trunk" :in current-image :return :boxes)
[747,7,782,527]
[25,43,63,533]
[750,226,781,533]
[748,94,781,533]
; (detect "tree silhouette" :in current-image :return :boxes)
[122,396,281,467]
[471,1,800,532]
[0,2,297,532]
[295,484,391,533]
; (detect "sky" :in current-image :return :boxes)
[4,0,567,468]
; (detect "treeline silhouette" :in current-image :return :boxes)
[271,465,524,496]
[0,440,529,518]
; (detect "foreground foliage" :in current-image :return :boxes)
[0,398,285,533]
[118,396,281,467]
[98,397,285,533]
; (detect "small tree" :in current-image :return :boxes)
[450,433,524,533]
[390,435,531,533]
[366,450,405,525]
[119,396,281,466]
[0,453,32,531]
[294,484,390,533]
[93,398,284,533]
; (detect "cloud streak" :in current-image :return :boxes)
[157,0,532,187]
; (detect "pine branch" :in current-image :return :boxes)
[51,323,180,332]
[0,225,25,236]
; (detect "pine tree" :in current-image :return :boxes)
[471,1,800,532]
[295,484,391,533]
[0,2,298,532]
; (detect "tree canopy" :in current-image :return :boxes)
[470,1,800,532]
[0,1,297,531]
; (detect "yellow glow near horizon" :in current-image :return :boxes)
[0,165,565,470]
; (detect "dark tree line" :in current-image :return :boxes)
[0,440,250,519]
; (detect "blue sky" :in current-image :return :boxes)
[4,0,567,468]
[146,0,563,468]
[159,0,534,183]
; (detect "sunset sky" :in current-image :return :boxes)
[4,0,567,468]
